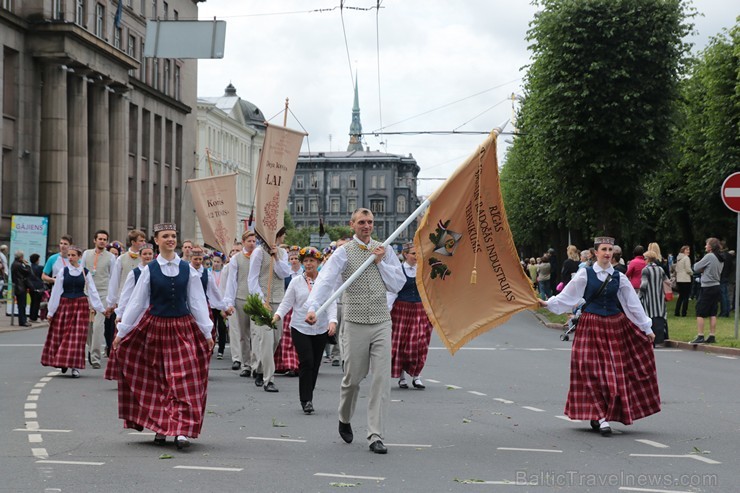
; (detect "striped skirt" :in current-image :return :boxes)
[116,308,211,438]
[390,300,433,378]
[565,312,661,425]
[274,309,299,373]
[41,297,90,370]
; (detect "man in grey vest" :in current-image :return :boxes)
[248,227,290,391]
[81,230,115,369]
[306,208,404,454]
[223,232,257,376]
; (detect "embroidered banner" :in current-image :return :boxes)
[187,173,238,253]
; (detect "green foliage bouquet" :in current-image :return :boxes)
[243,294,278,330]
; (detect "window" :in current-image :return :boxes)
[310,174,318,189]
[309,198,318,214]
[153,59,159,90]
[151,0,156,19]
[371,175,377,189]
[75,0,85,26]
[113,26,122,49]
[348,175,356,189]
[396,195,406,214]
[295,199,304,214]
[1,0,12,11]
[163,59,170,96]
[141,0,146,16]
[379,175,386,189]
[174,64,180,100]
[295,175,304,189]
[330,174,340,189]
[331,198,340,213]
[95,3,105,37]
[53,0,63,19]
[173,9,178,20]
[127,34,135,57]
[347,198,357,212]
[140,41,147,82]
[163,1,168,19]
[370,199,385,214]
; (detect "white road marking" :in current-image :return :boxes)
[629,453,721,464]
[425,379,440,383]
[446,384,462,389]
[523,348,549,351]
[25,403,38,410]
[554,415,582,422]
[619,488,695,493]
[36,460,105,466]
[552,347,572,351]
[27,395,39,401]
[654,349,682,352]
[246,436,307,443]
[31,448,49,459]
[391,399,402,402]
[40,377,53,382]
[30,389,42,395]
[0,344,44,347]
[314,473,385,481]
[173,466,243,472]
[497,447,563,453]
[385,443,432,448]
[28,434,43,443]
[26,422,39,430]
[34,383,46,388]
[25,411,38,419]
[47,371,60,376]
[521,406,545,412]
[716,355,737,360]
[468,391,487,396]
[128,432,155,435]
[635,439,669,449]
[15,428,71,433]
[493,398,514,404]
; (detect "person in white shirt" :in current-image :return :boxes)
[81,230,116,369]
[274,246,303,376]
[190,245,228,340]
[273,247,337,414]
[223,232,258,376]
[209,252,229,359]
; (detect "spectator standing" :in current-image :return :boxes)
[674,245,693,317]
[719,248,735,317]
[11,251,32,327]
[611,245,627,274]
[625,245,647,294]
[537,254,552,299]
[690,237,724,344]
[560,246,580,289]
[27,253,46,321]
[640,251,669,345]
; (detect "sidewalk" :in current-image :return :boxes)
[0,301,48,334]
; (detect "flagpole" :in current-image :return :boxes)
[314,121,508,316]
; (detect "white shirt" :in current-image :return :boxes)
[106,249,139,307]
[306,236,405,314]
[114,263,147,319]
[544,263,653,334]
[223,249,253,308]
[276,274,338,335]
[248,246,291,301]
[116,255,214,340]
[47,265,105,317]
[387,261,416,307]
[195,265,227,311]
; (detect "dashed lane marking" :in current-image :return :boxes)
[554,415,582,422]
[36,461,105,466]
[497,447,563,453]
[521,406,545,412]
[493,398,514,404]
[26,422,39,430]
[31,448,49,459]
[15,429,71,433]
[27,395,39,401]
[0,344,44,347]
[716,355,737,360]
[635,439,669,449]
[34,383,46,388]
[385,443,432,448]
[314,473,385,481]
[425,379,440,383]
[25,411,38,419]
[246,436,307,443]
[28,434,43,443]
[629,453,721,465]
[40,377,53,382]
[24,403,38,410]
[173,466,242,472]
[468,391,487,396]
[30,389,42,395]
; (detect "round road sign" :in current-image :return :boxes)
[721,172,740,213]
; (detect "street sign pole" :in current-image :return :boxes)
[735,212,739,338]
[720,172,740,339]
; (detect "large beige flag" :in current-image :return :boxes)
[414,132,539,355]
[254,123,306,244]
[187,173,238,253]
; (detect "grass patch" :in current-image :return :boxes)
[537,300,740,348]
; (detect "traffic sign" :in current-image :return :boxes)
[721,172,740,213]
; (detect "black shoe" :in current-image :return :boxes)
[338,421,353,443]
[599,424,612,437]
[302,401,314,414]
[398,378,408,389]
[60,367,68,374]
[175,436,190,449]
[332,360,340,367]
[231,361,241,370]
[690,335,705,344]
[154,434,166,445]
[412,378,425,389]
[369,440,388,454]
[255,373,264,387]
[285,370,297,377]
[590,420,600,431]
[705,335,716,344]
[239,368,251,378]
[264,382,278,392]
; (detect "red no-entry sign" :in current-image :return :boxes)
[721,172,740,213]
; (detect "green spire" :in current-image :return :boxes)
[347,75,363,151]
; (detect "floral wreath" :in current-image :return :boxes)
[299,246,323,262]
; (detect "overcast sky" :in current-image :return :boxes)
[197,1,737,197]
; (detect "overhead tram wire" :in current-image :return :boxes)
[452,99,510,132]
[375,0,384,145]
[367,130,519,136]
[185,4,383,21]
[340,1,355,90]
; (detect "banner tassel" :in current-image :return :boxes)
[470,268,477,284]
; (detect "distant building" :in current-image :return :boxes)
[196,83,265,247]
[0,1,200,247]
[287,79,421,244]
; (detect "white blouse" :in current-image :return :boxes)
[115,265,145,319]
[275,274,338,336]
[195,266,227,311]
[116,255,214,340]
[544,263,653,334]
[47,265,105,317]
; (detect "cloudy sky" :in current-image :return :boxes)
[197,1,737,196]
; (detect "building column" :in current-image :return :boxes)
[88,85,110,231]
[109,94,127,241]
[67,76,89,245]
[39,63,68,243]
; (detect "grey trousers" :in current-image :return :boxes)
[86,310,105,366]
[233,298,254,370]
[253,302,281,383]
[338,319,391,443]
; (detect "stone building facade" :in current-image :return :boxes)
[0,0,201,248]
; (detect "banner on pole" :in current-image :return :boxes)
[7,214,49,315]
[187,173,238,253]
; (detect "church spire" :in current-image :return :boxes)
[347,75,363,151]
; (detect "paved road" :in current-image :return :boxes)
[1,312,737,492]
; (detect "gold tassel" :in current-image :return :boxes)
[470,268,477,284]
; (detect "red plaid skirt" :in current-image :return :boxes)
[104,347,118,381]
[41,297,90,369]
[565,312,661,425]
[116,309,211,438]
[274,309,299,373]
[391,301,433,378]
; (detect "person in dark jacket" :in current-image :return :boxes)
[27,253,46,321]
[11,251,33,327]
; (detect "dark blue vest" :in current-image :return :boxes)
[396,265,421,303]
[61,267,88,299]
[148,260,190,317]
[200,269,209,302]
[582,267,621,316]
[133,267,142,284]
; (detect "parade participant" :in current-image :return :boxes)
[248,227,291,392]
[274,246,302,376]
[190,245,230,342]
[539,236,659,436]
[106,230,147,315]
[42,235,73,283]
[42,245,105,378]
[210,252,229,359]
[273,247,337,414]
[223,232,258,376]
[113,223,214,450]
[107,242,124,257]
[327,238,350,367]
[306,208,405,454]
[81,230,116,369]
[388,242,433,390]
[180,239,194,263]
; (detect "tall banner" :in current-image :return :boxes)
[414,132,539,354]
[253,123,306,244]
[7,215,49,315]
[187,173,238,253]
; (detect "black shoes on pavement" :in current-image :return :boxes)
[239,368,251,377]
[254,373,264,387]
[301,401,314,414]
[690,335,716,344]
[338,421,353,443]
[369,440,388,454]
[231,361,241,370]
[263,382,278,392]
[705,335,716,344]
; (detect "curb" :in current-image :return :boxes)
[0,319,48,334]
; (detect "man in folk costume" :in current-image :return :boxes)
[81,230,115,369]
[248,227,291,392]
[106,229,147,318]
[306,208,405,454]
[223,232,259,377]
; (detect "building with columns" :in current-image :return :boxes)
[195,83,265,247]
[0,0,201,250]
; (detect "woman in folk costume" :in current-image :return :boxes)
[112,223,214,450]
[104,243,154,381]
[389,242,433,390]
[539,237,660,436]
[272,247,337,414]
[189,244,229,342]
[41,245,105,378]
[209,252,229,359]
[274,246,302,376]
